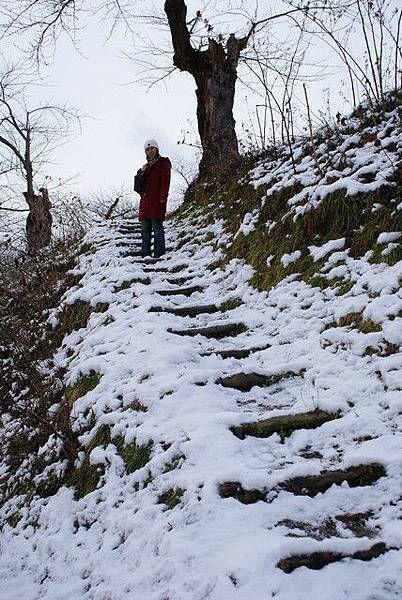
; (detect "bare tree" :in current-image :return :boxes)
[0,1,322,183]
[0,62,80,251]
[285,0,402,106]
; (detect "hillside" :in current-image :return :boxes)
[0,97,401,600]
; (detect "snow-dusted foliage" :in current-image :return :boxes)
[249,104,402,219]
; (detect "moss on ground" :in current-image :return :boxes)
[78,243,95,255]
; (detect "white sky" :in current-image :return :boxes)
[3,0,398,209]
[37,16,199,205]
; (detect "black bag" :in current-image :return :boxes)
[134,170,146,194]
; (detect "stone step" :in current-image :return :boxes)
[219,463,385,505]
[116,241,140,248]
[231,409,339,440]
[117,230,142,236]
[120,250,141,258]
[149,304,218,317]
[155,285,204,297]
[165,276,195,285]
[202,344,271,359]
[281,463,386,497]
[277,542,387,573]
[116,224,141,230]
[113,277,151,292]
[218,481,265,504]
[276,513,376,541]
[216,370,304,392]
[116,227,141,233]
[168,322,248,339]
[143,264,188,274]
[120,276,151,288]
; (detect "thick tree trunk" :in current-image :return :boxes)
[195,40,240,179]
[24,187,52,252]
[164,0,248,182]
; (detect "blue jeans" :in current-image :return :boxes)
[141,218,165,258]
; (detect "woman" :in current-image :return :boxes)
[137,139,171,258]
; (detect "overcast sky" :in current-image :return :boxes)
[3,0,396,210]
[35,15,198,207]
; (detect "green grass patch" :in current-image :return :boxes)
[122,400,148,412]
[369,243,402,267]
[336,280,355,295]
[64,371,102,408]
[218,298,244,311]
[158,487,184,510]
[114,437,153,474]
[36,472,63,499]
[163,454,184,473]
[338,313,382,333]
[174,123,401,297]
[67,424,111,500]
[326,312,382,334]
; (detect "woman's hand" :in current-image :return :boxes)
[140,163,147,172]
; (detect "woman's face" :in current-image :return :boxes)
[146,146,158,160]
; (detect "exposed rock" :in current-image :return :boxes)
[217,370,304,392]
[231,410,339,440]
[218,481,265,504]
[168,322,248,339]
[149,304,217,317]
[277,542,387,573]
[280,463,386,497]
[156,285,204,297]
[202,344,271,359]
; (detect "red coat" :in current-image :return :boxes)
[138,156,171,221]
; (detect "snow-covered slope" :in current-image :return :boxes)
[1,210,401,599]
[1,98,401,599]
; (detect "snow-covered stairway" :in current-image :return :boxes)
[1,217,401,600]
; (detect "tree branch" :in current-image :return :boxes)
[164,0,199,74]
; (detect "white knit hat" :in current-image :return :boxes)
[144,138,159,151]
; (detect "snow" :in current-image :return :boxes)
[0,213,400,600]
[308,238,346,261]
[281,250,302,267]
[377,232,401,244]
[248,106,402,223]
[1,103,402,600]
[236,210,259,237]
